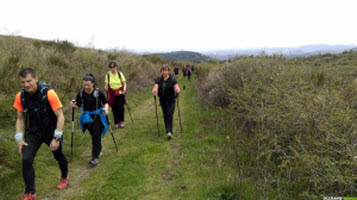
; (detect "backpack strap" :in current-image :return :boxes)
[20,90,28,138]
[107,73,110,88]
[20,85,49,139]
[79,88,100,108]
[107,71,122,89]
[80,89,84,107]
[107,70,121,87]
[170,74,175,82]
[20,89,27,112]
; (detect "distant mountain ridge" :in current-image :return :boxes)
[141,44,357,61]
[201,44,357,60]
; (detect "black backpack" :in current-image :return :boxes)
[107,71,122,89]
[79,88,100,107]
[20,82,52,137]
[20,82,51,110]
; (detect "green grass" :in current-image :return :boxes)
[0,74,257,200]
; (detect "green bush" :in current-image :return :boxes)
[196,56,357,198]
[143,54,167,64]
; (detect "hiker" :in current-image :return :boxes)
[174,66,179,77]
[152,64,181,139]
[191,64,194,73]
[182,65,187,79]
[105,61,127,128]
[70,73,109,165]
[187,66,192,81]
[13,68,68,200]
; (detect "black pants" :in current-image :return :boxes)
[160,100,176,134]
[112,94,125,124]
[84,116,103,158]
[22,133,68,194]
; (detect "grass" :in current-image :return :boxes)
[0,74,254,200]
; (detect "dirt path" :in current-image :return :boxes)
[41,92,187,199]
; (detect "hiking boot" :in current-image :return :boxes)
[23,193,37,200]
[57,176,69,190]
[167,132,172,139]
[119,121,125,128]
[89,158,99,165]
[115,123,120,128]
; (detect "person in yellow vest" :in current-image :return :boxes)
[105,61,127,128]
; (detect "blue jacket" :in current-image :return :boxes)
[79,107,108,136]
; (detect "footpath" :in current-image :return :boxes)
[10,75,231,200]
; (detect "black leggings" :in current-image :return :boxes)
[22,133,68,194]
[84,116,104,158]
[160,100,176,134]
[112,95,125,124]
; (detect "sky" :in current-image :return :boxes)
[1,0,357,52]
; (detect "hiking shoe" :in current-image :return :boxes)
[119,121,125,128]
[23,193,37,200]
[89,158,99,165]
[167,132,172,139]
[57,176,69,190]
[115,123,120,128]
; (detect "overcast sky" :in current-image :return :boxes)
[1,0,357,52]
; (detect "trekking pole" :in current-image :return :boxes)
[71,99,75,155]
[125,101,134,123]
[154,96,160,137]
[176,94,183,137]
[106,115,118,152]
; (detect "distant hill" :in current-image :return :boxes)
[145,51,212,62]
[202,44,357,60]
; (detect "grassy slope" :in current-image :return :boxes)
[1,75,241,200]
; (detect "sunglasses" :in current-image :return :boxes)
[109,65,116,68]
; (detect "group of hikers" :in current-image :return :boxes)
[13,62,182,200]
[173,64,194,80]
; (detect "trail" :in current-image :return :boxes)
[42,96,160,199]
[41,78,190,200]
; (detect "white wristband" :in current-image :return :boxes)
[54,129,63,139]
[14,132,23,142]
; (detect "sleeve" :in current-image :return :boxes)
[75,91,82,107]
[47,89,63,111]
[154,77,160,84]
[105,72,109,83]
[13,92,23,112]
[120,72,126,82]
[172,76,178,86]
[99,90,108,104]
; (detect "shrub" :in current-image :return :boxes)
[196,56,357,198]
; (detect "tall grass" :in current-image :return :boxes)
[0,35,165,195]
[0,35,162,128]
[196,54,357,198]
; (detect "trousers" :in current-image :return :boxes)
[22,133,68,194]
[160,100,176,134]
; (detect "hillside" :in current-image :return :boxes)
[146,50,211,62]
[0,35,240,200]
[3,35,357,199]
[194,50,357,199]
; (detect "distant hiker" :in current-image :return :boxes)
[105,61,127,128]
[13,68,68,200]
[70,73,109,165]
[191,64,194,73]
[152,64,181,139]
[174,66,179,77]
[187,67,192,81]
[182,65,187,79]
